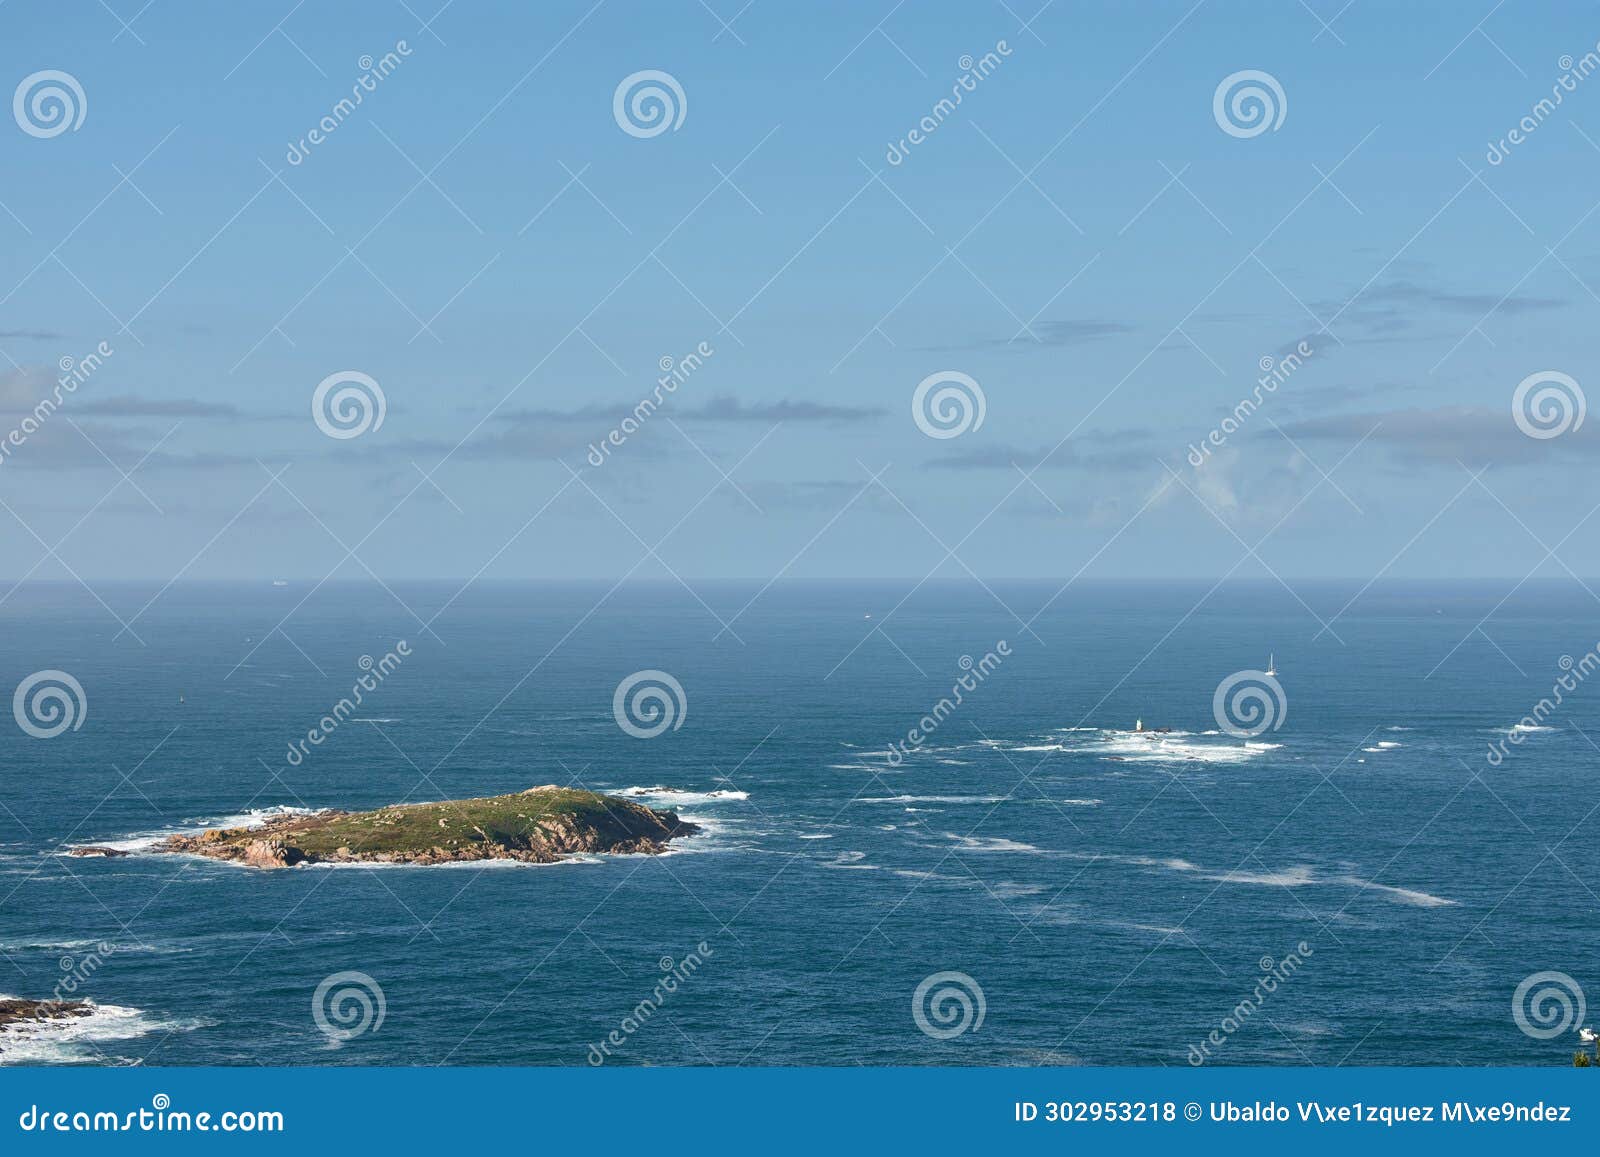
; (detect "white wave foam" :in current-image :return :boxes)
[0,938,173,956]
[1075,731,1279,765]
[1103,917,1185,936]
[1330,875,1455,907]
[1200,864,1318,888]
[0,938,117,953]
[0,999,209,1066]
[1118,855,1200,873]
[1042,911,1187,937]
[1203,864,1453,905]
[821,851,878,871]
[1072,853,1455,907]
[616,786,749,804]
[654,812,770,857]
[944,833,1040,853]
[858,794,1006,805]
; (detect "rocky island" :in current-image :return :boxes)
[153,786,699,868]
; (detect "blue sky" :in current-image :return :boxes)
[3,0,1599,580]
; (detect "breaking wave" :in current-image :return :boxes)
[0,999,210,1066]
[616,786,749,805]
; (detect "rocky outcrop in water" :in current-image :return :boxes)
[0,998,94,1034]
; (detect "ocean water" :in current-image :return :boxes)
[1,579,1596,1067]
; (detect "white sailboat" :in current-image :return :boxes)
[1265,652,1277,677]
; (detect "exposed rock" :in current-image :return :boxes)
[240,838,305,868]
[0,998,95,1031]
[66,846,129,858]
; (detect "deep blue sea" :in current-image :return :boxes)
[2,580,1596,1066]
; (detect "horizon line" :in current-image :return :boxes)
[0,576,1586,586]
